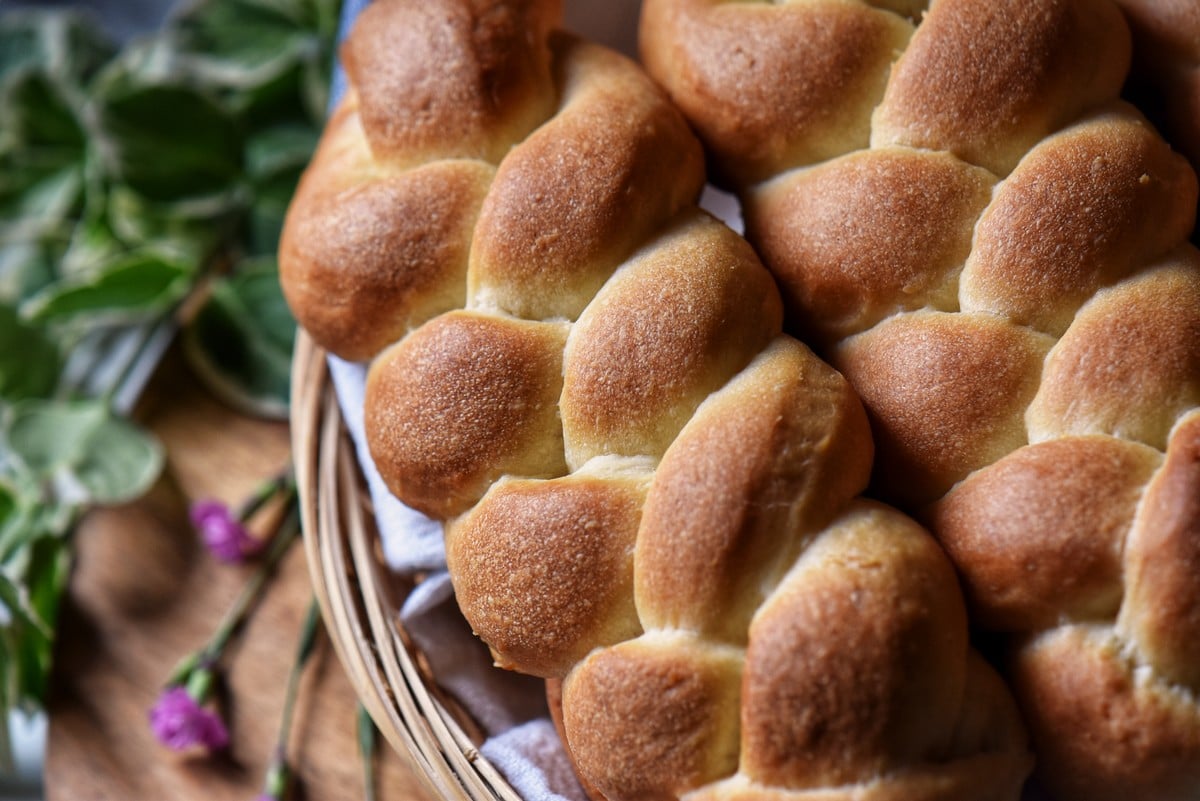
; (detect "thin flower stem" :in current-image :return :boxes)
[184,664,216,700]
[165,483,300,688]
[262,745,290,800]
[237,464,296,522]
[202,496,300,663]
[276,599,321,754]
[358,705,378,801]
[260,598,322,801]
[165,647,201,689]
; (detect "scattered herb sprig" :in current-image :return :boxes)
[0,0,340,764]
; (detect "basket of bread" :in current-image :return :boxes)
[283,1,1200,800]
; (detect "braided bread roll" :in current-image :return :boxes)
[640,1,1200,799]
[280,1,1032,798]
[1116,0,1200,214]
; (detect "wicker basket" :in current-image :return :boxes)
[290,330,520,801]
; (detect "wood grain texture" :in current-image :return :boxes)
[44,348,433,801]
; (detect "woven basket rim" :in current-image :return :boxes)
[291,330,523,801]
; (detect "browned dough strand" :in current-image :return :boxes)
[641,0,1200,798]
[281,2,1033,799]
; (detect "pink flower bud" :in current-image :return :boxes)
[190,500,261,563]
[149,686,229,751]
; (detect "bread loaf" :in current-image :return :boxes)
[280,1,1032,798]
[640,1,1200,798]
[1116,0,1200,217]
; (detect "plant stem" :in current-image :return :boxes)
[260,598,322,800]
[165,482,299,688]
[237,464,296,523]
[277,599,321,753]
[358,705,378,801]
[184,663,216,701]
[201,496,299,663]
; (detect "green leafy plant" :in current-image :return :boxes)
[0,0,340,766]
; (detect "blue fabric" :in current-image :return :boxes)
[329,0,370,111]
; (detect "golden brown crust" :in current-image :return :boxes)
[685,761,1029,801]
[641,0,1200,797]
[559,330,1030,800]
[739,502,969,789]
[635,337,872,643]
[872,0,1131,176]
[960,105,1198,336]
[364,311,568,518]
[544,679,610,801]
[931,436,1162,630]
[639,0,913,187]
[445,459,650,678]
[284,3,1035,799]
[1115,0,1200,66]
[280,150,493,361]
[1116,0,1200,194]
[560,212,781,469]
[746,148,995,345]
[468,36,705,322]
[562,634,744,801]
[947,652,1035,766]
[678,537,1031,801]
[1118,412,1200,688]
[1012,626,1200,801]
[1027,251,1200,450]
[343,0,559,166]
[834,311,1053,504]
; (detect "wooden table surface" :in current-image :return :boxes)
[44,347,434,801]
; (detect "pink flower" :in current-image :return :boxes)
[190,500,261,563]
[149,686,229,751]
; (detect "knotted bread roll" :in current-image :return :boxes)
[1116,0,1200,219]
[641,1,1200,798]
[281,1,1032,798]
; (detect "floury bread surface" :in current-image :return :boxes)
[640,1,1200,799]
[1116,0,1200,211]
[278,1,1032,799]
